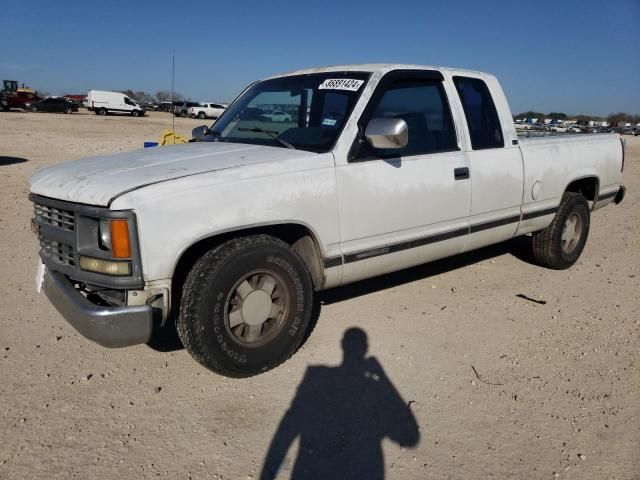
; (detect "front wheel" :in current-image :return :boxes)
[64,107,72,114]
[177,235,315,377]
[532,192,590,269]
[131,109,140,117]
[30,105,38,112]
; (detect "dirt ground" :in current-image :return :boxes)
[1,110,638,480]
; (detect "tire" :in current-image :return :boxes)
[177,234,315,377]
[532,192,590,269]
[180,111,187,117]
[64,107,72,114]
[98,108,107,116]
[197,112,206,119]
[131,109,140,117]
[30,105,38,112]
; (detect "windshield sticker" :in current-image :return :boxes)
[322,118,338,126]
[318,78,364,92]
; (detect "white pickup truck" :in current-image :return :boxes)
[189,102,227,120]
[29,64,626,377]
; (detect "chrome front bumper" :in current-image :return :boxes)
[43,270,156,348]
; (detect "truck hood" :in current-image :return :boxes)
[30,142,317,206]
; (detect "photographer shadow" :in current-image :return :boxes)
[260,328,420,480]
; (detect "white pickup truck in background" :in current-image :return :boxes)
[29,64,625,377]
[189,102,227,119]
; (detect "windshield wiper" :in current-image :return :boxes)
[237,127,295,149]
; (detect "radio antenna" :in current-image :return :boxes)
[171,53,176,143]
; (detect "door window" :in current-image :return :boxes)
[362,78,458,157]
[453,77,504,150]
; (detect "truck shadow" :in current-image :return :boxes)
[147,236,535,352]
[259,328,420,480]
[0,156,28,166]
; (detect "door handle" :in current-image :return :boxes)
[454,167,470,180]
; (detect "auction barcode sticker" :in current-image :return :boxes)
[318,79,365,91]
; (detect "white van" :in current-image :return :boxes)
[87,90,145,117]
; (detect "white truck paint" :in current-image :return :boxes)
[189,102,227,119]
[87,90,145,116]
[30,64,625,375]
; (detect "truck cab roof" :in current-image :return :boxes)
[269,63,492,80]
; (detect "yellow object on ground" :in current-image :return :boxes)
[158,130,189,146]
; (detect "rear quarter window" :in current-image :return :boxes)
[453,77,504,150]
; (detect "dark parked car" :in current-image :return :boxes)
[173,101,200,117]
[237,107,266,120]
[27,97,78,114]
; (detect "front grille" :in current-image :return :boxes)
[30,194,143,289]
[34,203,75,231]
[38,236,75,266]
[33,199,77,270]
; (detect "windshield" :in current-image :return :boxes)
[208,72,370,153]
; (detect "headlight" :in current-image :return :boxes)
[75,212,138,280]
[99,218,111,250]
[97,218,131,258]
[79,256,131,275]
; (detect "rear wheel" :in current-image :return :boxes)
[532,192,590,269]
[197,111,206,119]
[98,108,107,116]
[177,235,315,377]
[64,107,72,114]
[30,105,38,112]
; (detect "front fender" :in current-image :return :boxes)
[110,154,341,283]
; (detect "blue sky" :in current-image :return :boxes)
[1,0,638,116]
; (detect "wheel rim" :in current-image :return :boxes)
[561,212,582,254]
[223,269,289,347]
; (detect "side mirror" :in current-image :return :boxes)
[192,125,210,141]
[364,118,408,150]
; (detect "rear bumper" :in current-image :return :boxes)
[43,270,156,348]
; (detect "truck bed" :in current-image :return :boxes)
[518,132,623,209]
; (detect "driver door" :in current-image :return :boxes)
[42,98,55,112]
[335,71,471,284]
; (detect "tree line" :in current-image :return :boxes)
[515,110,640,124]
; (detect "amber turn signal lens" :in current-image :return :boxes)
[110,219,131,258]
